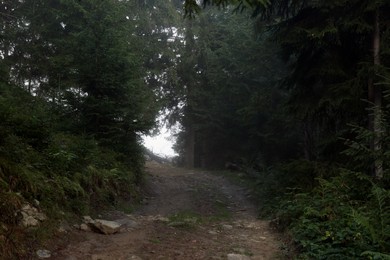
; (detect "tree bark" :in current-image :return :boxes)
[185,124,195,168]
[368,9,383,179]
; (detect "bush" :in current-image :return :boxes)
[276,171,390,259]
[0,84,145,258]
[254,160,339,216]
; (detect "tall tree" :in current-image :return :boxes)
[173,8,294,168]
[1,0,160,166]
[183,0,390,178]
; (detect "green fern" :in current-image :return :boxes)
[370,186,390,251]
[361,251,390,260]
[351,184,390,256]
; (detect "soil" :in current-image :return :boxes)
[46,161,285,260]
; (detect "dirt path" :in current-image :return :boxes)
[49,161,283,260]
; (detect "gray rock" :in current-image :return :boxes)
[115,218,138,227]
[83,215,95,224]
[22,214,39,227]
[34,212,47,221]
[36,249,51,258]
[227,253,251,260]
[80,223,91,232]
[92,219,121,234]
[115,218,138,232]
[20,204,46,227]
[208,230,218,235]
[58,226,67,233]
[128,256,143,260]
[222,224,233,230]
[21,204,38,214]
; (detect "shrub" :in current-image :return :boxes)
[276,171,390,259]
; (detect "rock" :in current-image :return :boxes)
[22,215,39,227]
[58,226,67,233]
[227,253,251,260]
[83,215,95,224]
[73,224,80,229]
[20,204,46,227]
[208,230,218,235]
[154,215,169,222]
[36,249,51,258]
[115,218,138,232]
[80,223,91,232]
[128,255,143,260]
[92,219,121,234]
[222,224,233,230]
[21,204,38,214]
[34,212,47,221]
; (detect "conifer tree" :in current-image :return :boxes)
[183,0,390,178]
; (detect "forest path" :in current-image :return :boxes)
[50,161,283,260]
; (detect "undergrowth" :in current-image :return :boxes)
[0,84,144,258]
[246,121,390,259]
[276,171,390,259]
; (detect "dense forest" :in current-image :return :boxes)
[1,0,390,259]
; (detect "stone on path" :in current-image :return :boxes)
[222,224,233,230]
[92,219,121,234]
[128,255,143,260]
[80,223,91,232]
[114,218,138,230]
[83,215,95,224]
[208,230,218,235]
[36,249,51,259]
[91,254,142,260]
[227,253,251,260]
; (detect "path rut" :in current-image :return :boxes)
[48,161,283,260]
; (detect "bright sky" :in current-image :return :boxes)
[142,124,178,157]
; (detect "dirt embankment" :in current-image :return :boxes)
[48,161,284,260]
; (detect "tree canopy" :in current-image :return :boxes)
[1,0,390,258]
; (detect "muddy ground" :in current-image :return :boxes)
[47,161,285,260]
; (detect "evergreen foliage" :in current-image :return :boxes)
[173,8,298,168]
[179,0,390,257]
[1,0,390,258]
[0,0,174,257]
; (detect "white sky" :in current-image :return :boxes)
[142,124,177,157]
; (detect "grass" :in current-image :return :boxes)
[208,199,231,221]
[168,210,203,229]
[167,199,232,229]
[149,238,162,244]
[115,200,137,214]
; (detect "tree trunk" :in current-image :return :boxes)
[368,9,383,179]
[185,124,195,168]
